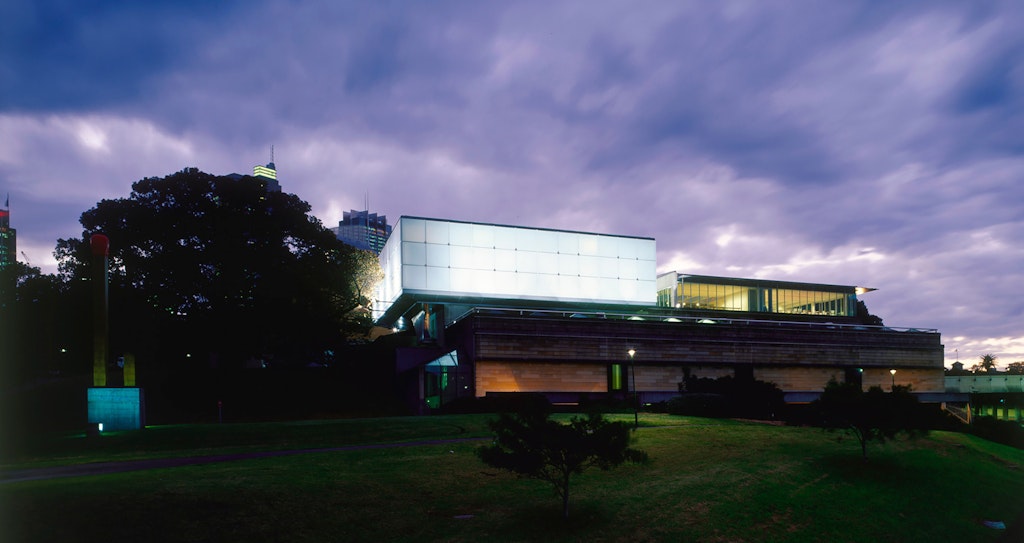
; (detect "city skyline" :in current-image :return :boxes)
[2,1,1023,367]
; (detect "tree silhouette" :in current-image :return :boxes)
[55,168,374,368]
[478,409,647,519]
[813,379,929,460]
[971,353,998,373]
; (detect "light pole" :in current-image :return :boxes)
[628,349,637,428]
[890,368,896,391]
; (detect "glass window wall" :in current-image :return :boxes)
[660,278,855,317]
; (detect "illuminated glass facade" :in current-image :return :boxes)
[375,217,657,324]
[335,210,392,254]
[656,273,858,318]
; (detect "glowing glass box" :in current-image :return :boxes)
[376,217,656,322]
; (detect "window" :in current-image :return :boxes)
[608,364,625,391]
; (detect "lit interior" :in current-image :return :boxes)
[376,217,657,320]
[656,274,858,317]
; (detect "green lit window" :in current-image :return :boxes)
[608,364,624,391]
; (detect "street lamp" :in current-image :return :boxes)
[628,349,637,428]
[890,368,897,391]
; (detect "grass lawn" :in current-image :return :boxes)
[2,414,1022,542]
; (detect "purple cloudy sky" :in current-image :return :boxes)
[2,1,1023,368]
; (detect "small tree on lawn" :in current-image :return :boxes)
[477,409,647,519]
[813,379,929,460]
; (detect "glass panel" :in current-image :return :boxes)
[426,243,450,267]
[494,226,516,249]
[449,245,473,268]
[426,266,450,291]
[494,271,518,295]
[494,248,516,272]
[536,251,558,274]
[534,230,558,253]
[469,247,494,271]
[449,222,473,246]
[558,253,579,276]
[596,236,618,257]
[403,265,426,289]
[618,259,638,280]
[402,218,426,242]
[471,224,495,247]
[537,273,559,297]
[578,255,602,278]
[597,257,618,279]
[558,232,579,254]
[579,234,600,256]
[426,220,450,244]
[516,250,540,274]
[403,241,426,266]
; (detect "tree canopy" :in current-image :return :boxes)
[971,354,998,373]
[813,379,930,459]
[55,168,379,369]
[478,409,647,519]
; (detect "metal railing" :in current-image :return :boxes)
[942,403,971,425]
[454,306,938,334]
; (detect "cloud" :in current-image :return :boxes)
[1,0,1023,366]
[0,0,242,113]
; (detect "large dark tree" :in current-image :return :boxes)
[55,168,373,370]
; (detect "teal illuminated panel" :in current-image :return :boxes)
[87,387,145,431]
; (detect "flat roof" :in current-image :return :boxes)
[398,215,655,242]
[661,272,862,294]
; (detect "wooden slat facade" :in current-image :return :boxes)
[445,312,944,399]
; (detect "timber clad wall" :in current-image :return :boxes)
[476,362,608,394]
[475,364,943,396]
[458,313,945,397]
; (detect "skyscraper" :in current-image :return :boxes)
[253,162,281,193]
[334,210,391,254]
[0,195,15,271]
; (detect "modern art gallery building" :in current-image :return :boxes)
[373,217,945,412]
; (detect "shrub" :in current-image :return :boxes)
[660,376,785,419]
[969,416,1024,449]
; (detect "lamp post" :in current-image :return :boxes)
[890,368,896,391]
[628,349,637,428]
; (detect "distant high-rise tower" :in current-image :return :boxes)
[0,195,15,270]
[253,162,281,193]
[334,210,392,254]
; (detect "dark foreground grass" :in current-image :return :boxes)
[2,415,1022,542]
[1,414,500,468]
